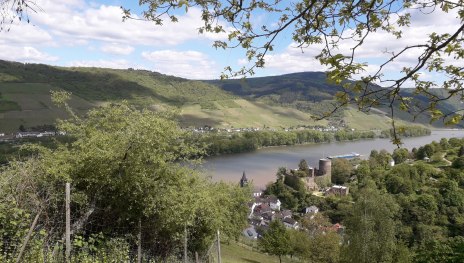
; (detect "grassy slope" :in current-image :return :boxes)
[0,60,434,132]
[222,242,298,263]
[180,99,328,128]
[0,83,95,131]
[207,73,463,129]
[0,61,329,132]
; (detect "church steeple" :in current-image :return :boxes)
[240,171,248,187]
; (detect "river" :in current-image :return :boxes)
[202,130,464,188]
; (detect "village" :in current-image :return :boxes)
[0,130,66,142]
[240,157,349,240]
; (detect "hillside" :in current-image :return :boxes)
[1,60,456,132]
[207,72,463,128]
[0,60,328,132]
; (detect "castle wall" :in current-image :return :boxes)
[303,159,332,190]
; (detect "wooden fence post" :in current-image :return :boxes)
[137,219,142,263]
[217,230,221,263]
[65,182,71,262]
[184,226,188,263]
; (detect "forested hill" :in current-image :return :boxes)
[206,72,337,102]
[0,60,233,105]
[0,59,460,132]
[207,72,464,128]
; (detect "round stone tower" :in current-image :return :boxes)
[318,158,332,176]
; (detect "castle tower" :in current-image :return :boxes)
[240,171,248,187]
[318,158,332,176]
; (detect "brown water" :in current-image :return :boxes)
[203,130,464,188]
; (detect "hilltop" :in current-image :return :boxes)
[0,60,328,132]
[207,72,463,128]
[1,60,458,133]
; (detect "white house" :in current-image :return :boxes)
[268,196,281,211]
[283,218,299,230]
[389,159,395,167]
[304,205,319,214]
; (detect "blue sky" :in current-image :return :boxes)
[0,0,462,83]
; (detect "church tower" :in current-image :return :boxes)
[240,171,248,187]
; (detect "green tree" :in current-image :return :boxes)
[459,146,464,157]
[298,159,310,176]
[331,158,353,185]
[0,99,251,260]
[288,229,310,260]
[415,236,464,263]
[309,231,341,263]
[259,220,291,263]
[440,138,450,150]
[393,148,410,165]
[370,149,392,169]
[341,181,400,263]
[452,156,464,169]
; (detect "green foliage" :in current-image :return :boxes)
[288,228,340,263]
[298,159,310,176]
[415,236,464,263]
[381,126,431,139]
[0,101,250,261]
[369,149,392,169]
[452,157,464,169]
[393,148,410,164]
[0,100,21,112]
[202,129,377,156]
[331,158,353,185]
[259,220,291,263]
[342,182,400,263]
[307,232,341,263]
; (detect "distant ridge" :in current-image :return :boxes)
[0,59,461,132]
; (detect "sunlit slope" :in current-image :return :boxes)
[0,60,327,132]
[0,60,436,132]
[180,99,328,128]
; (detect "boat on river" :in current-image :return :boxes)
[327,152,361,159]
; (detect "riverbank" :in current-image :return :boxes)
[200,126,430,157]
[203,130,464,187]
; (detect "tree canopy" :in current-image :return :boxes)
[0,96,251,260]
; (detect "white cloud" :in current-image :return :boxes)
[100,43,134,55]
[264,6,462,81]
[142,50,217,79]
[0,45,58,62]
[30,1,226,47]
[334,7,461,75]
[67,59,133,69]
[0,22,54,46]
[264,43,327,73]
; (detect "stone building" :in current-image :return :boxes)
[304,158,332,190]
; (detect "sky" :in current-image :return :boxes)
[0,0,462,82]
